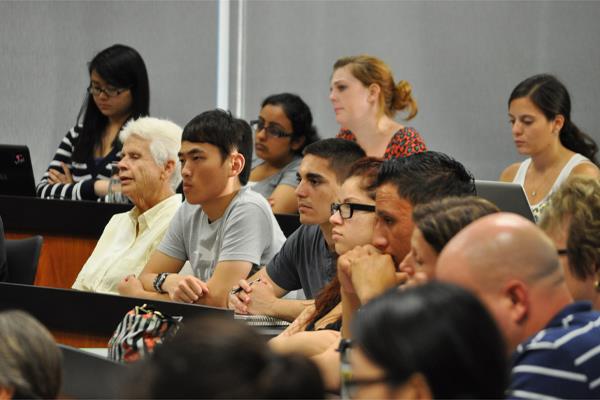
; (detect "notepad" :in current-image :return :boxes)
[234,314,291,327]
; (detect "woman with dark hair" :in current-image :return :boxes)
[399,196,499,284]
[249,93,319,213]
[345,283,507,399]
[331,55,426,159]
[500,74,599,221]
[37,44,150,201]
[269,158,380,356]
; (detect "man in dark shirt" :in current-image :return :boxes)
[229,139,365,321]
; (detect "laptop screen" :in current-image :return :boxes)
[0,144,36,197]
[475,180,535,222]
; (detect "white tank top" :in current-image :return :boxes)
[512,153,592,222]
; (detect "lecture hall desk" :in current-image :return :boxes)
[0,195,130,346]
[0,195,297,347]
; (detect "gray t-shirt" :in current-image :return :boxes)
[266,224,337,299]
[249,156,302,199]
[158,186,286,281]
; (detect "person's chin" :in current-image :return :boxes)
[298,213,318,225]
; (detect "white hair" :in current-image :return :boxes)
[120,117,182,189]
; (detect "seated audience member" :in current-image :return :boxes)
[269,158,381,356]
[249,93,320,213]
[499,74,599,221]
[229,138,366,321]
[37,44,149,201]
[540,176,600,309]
[436,213,600,399]
[331,54,426,159]
[336,151,476,336]
[72,117,182,294]
[118,109,285,308]
[312,196,499,391]
[342,283,507,399]
[123,316,324,399]
[0,216,6,282]
[399,196,499,285]
[0,310,62,399]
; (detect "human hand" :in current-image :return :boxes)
[163,274,209,303]
[117,274,144,297]
[230,279,277,315]
[48,163,74,184]
[228,278,254,314]
[340,244,408,303]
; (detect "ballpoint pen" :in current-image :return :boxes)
[230,278,262,295]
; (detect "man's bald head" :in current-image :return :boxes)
[437,213,572,352]
[438,213,562,291]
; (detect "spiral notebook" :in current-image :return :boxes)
[234,314,291,327]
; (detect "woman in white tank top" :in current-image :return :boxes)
[499,74,599,222]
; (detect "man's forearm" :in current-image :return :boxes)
[341,290,362,338]
[271,298,314,322]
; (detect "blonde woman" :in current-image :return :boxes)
[330,55,426,159]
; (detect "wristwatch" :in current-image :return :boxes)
[153,272,170,294]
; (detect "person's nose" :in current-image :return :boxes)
[512,120,522,137]
[329,208,343,225]
[255,125,268,141]
[371,220,389,252]
[295,180,307,198]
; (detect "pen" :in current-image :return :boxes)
[230,278,262,295]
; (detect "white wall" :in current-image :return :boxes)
[1,0,599,181]
[0,0,217,179]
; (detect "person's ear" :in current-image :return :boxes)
[229,151,245,177]
[368,83,381,103]
[390,373,433,400]
[161,159,175,181]
[504,279,529,324]
[552,114,565,135]
[290,136,306,152]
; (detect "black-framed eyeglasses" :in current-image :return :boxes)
[250,119,293,139]
[87,85,130,98]
[557,248,569,256]
[338,338,394,399]
[331,202,376,220]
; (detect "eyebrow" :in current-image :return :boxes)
[306,172,325,181]
[177,148,206,157]
[343,196,365,203]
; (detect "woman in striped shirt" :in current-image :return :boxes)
[37,44,149,201]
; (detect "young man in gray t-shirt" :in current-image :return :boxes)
[118,110,285,308]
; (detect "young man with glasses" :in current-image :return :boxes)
[229,138,365,321]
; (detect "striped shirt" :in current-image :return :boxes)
[508,302,600,399]
[37,126,119,201]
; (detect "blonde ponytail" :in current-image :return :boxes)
[392,80,418,120]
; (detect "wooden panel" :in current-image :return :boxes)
[52,330,110,349]
[6,232,97,288]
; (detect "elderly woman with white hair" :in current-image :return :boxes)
[72,117,183,294]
